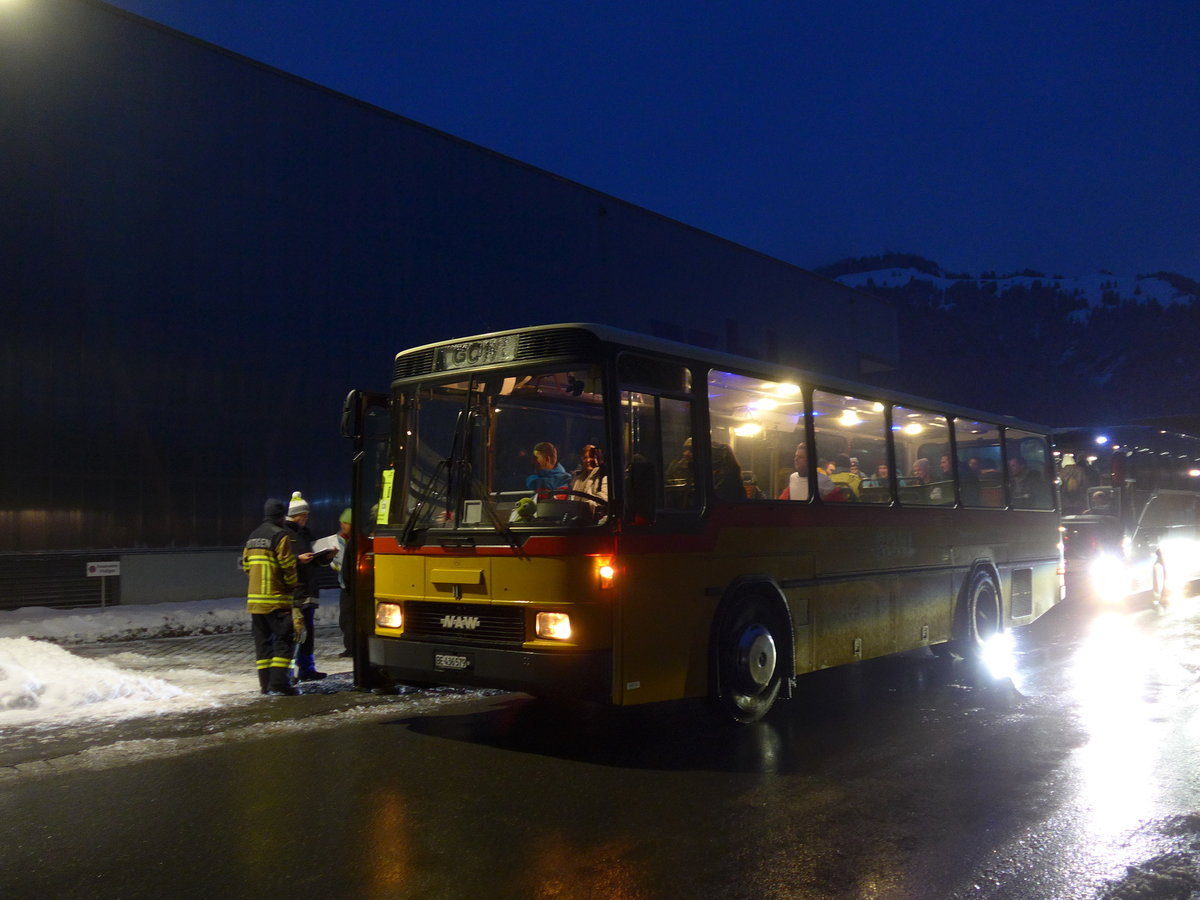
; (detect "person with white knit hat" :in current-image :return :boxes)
[283,490,327,681]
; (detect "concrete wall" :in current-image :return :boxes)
[118,550,247,606]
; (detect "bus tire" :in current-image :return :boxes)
[1152,554,1168,607]
[709,596,784,725]
[954,568,1001,659]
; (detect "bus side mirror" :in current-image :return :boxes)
[341,389,363,439]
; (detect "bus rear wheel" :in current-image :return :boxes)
[710,598,784,725]
[955,569,1001,660]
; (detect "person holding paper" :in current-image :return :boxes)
[283,491,328,681]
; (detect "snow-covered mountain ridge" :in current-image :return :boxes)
[812,254,1200,425]
[820,254,1199,318]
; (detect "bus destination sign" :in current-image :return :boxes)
[439,335,518,371]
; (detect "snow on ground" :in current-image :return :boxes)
[0,592,337,644]
[0,592,340,728]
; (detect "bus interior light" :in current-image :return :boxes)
[536,611,572,640]
[376,602,403,630]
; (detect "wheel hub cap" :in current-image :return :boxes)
[736,624,777,690]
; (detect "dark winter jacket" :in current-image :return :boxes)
[283,518,322,605]
[242,518,298,614]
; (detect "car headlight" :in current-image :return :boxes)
[1088,553,1128,603]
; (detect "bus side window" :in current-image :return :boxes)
[955,419,1004,508]
[1006,432,1054,510]
[706,369,807,502]
[812,390,888,503]
[893,406,952,506]
[620,381,698,520]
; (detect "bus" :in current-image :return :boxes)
[341,323,1063,723]
[1055,424,1200,606]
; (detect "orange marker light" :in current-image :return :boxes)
[596,557,616,589]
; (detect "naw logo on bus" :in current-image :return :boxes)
[440,615,481,631]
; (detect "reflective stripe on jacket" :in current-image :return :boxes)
[242,520,298,614]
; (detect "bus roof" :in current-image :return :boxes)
[394,322,1053,434]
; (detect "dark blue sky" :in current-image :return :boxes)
[107,0,1200,279]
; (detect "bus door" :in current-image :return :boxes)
[614,355,708,705]
[341,389,392,688]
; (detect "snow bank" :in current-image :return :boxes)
[0,591,340,644]
[0,591,341,728]
[0,636,183,717]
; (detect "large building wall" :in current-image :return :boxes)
[0,0,896,554]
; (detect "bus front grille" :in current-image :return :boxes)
[403,602,525,644]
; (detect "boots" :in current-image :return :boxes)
[266,667,299,696]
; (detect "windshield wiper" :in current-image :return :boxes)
[400,455,450,547]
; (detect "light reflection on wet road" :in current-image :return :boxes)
[1,592,1198,899]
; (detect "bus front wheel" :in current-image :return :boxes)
[955,569,1001,659]
[710,598,784,725]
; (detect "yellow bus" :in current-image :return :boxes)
[342,323,1063,722]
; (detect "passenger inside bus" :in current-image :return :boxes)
[526,442,571,496]
[1085,487,1114,515]
[570,444,609,504]
[958,457,981,506]
[1008,456,1049,508]
[778,442,811,501]
[910,457,934,484]
[863,462,889,487]
[818,459,852,501]
[828,455,861,498]
[712,442,747,502]
[666,437,694,485]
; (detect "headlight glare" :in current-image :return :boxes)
[536,611,572,640]
[376,602,403,629]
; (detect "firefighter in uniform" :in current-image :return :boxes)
[242,497,301,695]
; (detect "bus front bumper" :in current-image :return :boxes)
[368,636,613,702]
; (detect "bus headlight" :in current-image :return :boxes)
[376,602,403,629]
[536,611,572,640]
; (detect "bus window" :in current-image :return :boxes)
[707,370,806,501]
[1007,430,1054,509]
[956,420,1004,508]
[812,390,888,503]
[893,407,953,506]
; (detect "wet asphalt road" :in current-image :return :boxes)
[1,597,1198,899]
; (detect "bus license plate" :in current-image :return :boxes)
[434,652,471,672]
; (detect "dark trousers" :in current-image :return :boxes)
[251,609,295,692]
[338,587,353,654]
[297,606,317,673]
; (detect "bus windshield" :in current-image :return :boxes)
[394,365,608,537]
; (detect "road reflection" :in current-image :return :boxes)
[1072,615,1158,836]
[396,643,1024,778]
[1065,598,1190,839]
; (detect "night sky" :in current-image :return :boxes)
[103,0,1200,281]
